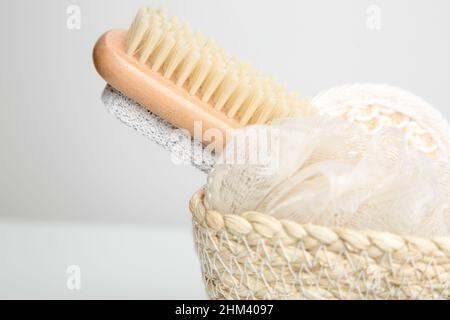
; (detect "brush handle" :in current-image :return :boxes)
[93,30,240,148]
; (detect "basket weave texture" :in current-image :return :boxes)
[190,190,450,300]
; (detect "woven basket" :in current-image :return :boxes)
[189,190,450,300]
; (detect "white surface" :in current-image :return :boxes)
[1,0,450,225]
[0,220,207,299]
[0,0,450,299]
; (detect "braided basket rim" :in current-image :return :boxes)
[189,189,450,257]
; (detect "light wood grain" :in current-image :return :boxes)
[93,30,241,146]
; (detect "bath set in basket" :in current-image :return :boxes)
[93,7,450,299]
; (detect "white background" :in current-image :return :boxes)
[0,0,449,299]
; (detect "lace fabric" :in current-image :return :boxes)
[312,84,450,160]
[205,116,450,238]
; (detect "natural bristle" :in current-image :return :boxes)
[126,7,315,125]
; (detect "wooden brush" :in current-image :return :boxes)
[93,7,314,145]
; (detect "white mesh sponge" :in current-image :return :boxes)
[205,116,450,238]
[312,84,450,160]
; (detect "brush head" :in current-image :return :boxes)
[102,85,215,173]
[126,7,315,126]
